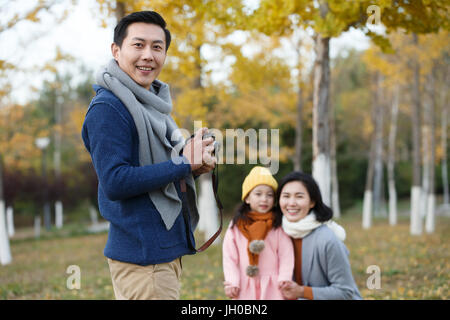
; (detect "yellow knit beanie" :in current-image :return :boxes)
[241,166,278,201]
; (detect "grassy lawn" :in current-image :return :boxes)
[0,211,449,300]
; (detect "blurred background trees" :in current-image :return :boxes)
[0,0,449,240]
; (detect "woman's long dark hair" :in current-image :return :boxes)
[275,171,333,222]
[231,201,282,229]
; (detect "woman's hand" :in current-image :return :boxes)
[280,281,304,300]
[278,280,291,290]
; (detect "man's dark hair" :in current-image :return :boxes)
[114,11,171,51]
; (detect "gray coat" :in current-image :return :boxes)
[300,225,362,300]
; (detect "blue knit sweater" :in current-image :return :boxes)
[81,85,196,265]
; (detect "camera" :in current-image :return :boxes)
[202,132,220,156]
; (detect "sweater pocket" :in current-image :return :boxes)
[136,206,186,262]
[156,212,186,249]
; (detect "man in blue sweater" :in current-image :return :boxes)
[81,11,216,300]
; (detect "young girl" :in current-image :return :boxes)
[222,166,294,300]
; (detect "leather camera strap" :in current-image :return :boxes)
[180,166,223,253]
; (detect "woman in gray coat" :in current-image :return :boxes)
[277,171,362,300]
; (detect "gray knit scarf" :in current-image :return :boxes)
[96,59,199,231]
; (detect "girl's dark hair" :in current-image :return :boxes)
[275,171,333,223]
[232,201,282,229]
[114,11,171,51]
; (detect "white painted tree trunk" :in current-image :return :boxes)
[89,205,99,226]
[55,201,63,229]
[330,165,340,217]
[410,186,423,235]
[34,216,41,238]
[423,69,437,233]
[0,200,12,265]
[388,182,397,226]
[196,176,206,234]
[362,190,372,229]
[331,182,340,219]
[197,172,219,244]
[373,158,384,217]
[372,73,385,218]
[54,96,63,230]
[6,206,14,237]
[425,193,436,233]
[363,129,376,230]
[420,122,430,219]
[388,86,399,226]
[330,101,340,219]
[410,34,422,236]
[312,33,331,207]
[313,153,331,207]
[362,72,383,229]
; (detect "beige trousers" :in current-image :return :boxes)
[107,257,182,300]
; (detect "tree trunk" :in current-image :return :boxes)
[312,33,331,207]
[6,206,14,237]
[115,1,126,22]
[410,33,422,236]
[330,100,340,218]
[373,72,385,218]
[0,156,3,205]
[0,156,12,265]
[363,151,377,229]
[294,85,303,171]
[293,38,304,171]
[425,68,436,233]
[34,215,41,239]
[89,205,99,226]
[420,88,431,220]
[441,68,449,206]
[193,45,219,243]
[197,172,219,245]
[42,148,51,231]
[54,96,63,229]
[362,74,379,229]
[388,85,399,226]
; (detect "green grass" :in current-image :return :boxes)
[1,212,449,300]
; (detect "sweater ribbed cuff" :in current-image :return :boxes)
[304,286,314,300]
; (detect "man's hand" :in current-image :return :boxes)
[182,127,211,171]
[192,142,217,175]
[183,127,216,173]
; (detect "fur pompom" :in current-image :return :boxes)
[246,265,259,277]
[249,240,265,254]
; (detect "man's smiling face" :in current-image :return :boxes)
[111,22,166,90]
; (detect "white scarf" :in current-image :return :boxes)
[282,211,346,241]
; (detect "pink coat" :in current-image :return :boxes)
[222,221,294,300]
